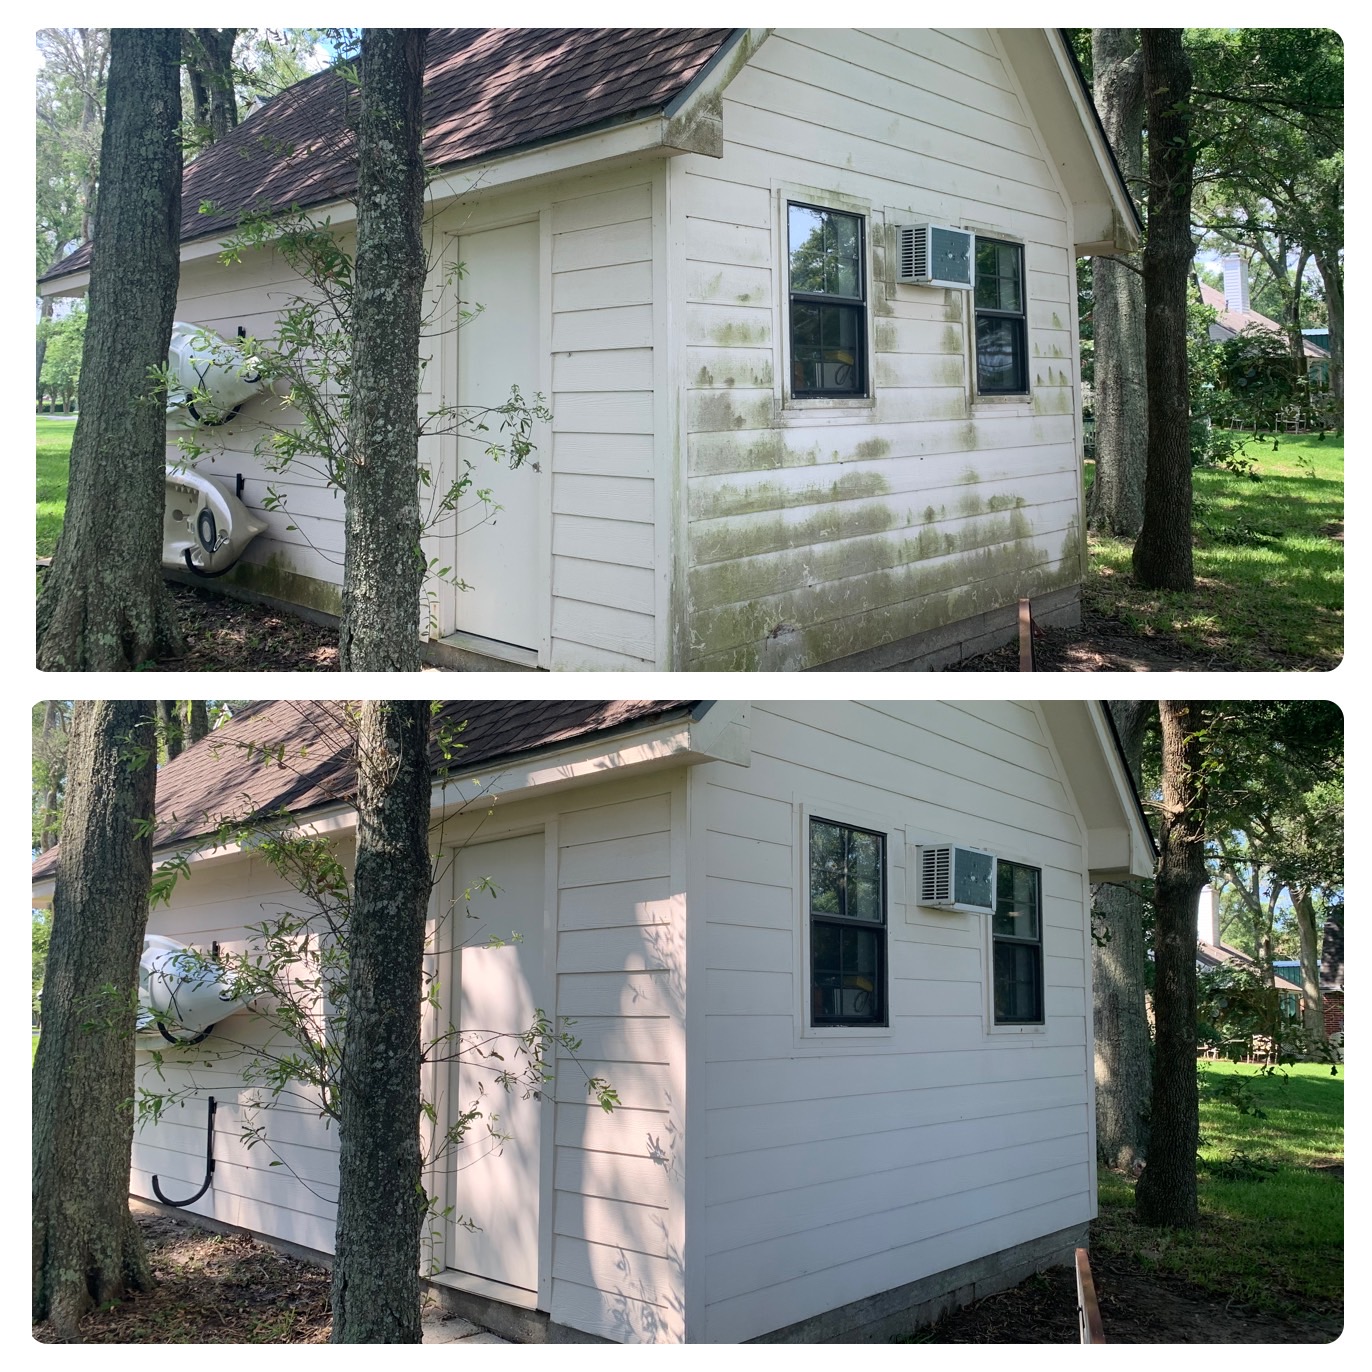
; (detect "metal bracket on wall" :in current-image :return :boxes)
[151,1096,217,1208]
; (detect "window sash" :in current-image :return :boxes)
[992,859,1043,1025]
[809,816,886,1026]
[788,202,867,399]
[974,238,1027,396]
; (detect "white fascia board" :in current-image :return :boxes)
[432,703,750,816]
[998,29,1140,255]
[32,708,754,902]
[1041,701,1154,883]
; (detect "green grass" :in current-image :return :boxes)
[1088,433,1343,668]
[1095,1061,1344,1314]
[37,416,75,559]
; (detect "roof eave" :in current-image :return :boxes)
[999,29,1142,257]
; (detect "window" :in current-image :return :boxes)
[992,860,1043,1024]
[974,237,1028,396]
[788,203,866,398]
[808,816,886,1026]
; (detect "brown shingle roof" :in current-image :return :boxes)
[42,28,734,283]
[1198,281,1329,360]
[31,699,699,880]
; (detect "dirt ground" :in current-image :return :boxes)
[33,1205,1340,1344]
[137,584,1220,674]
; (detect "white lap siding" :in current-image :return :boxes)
[547,175,664,669]
[675,29,1084,669]
[692,701,1093,1342]
[549,778,688,1340]
[131,852,348,1253]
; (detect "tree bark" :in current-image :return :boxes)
[185,29,238,145]
[1087,29,1148,537]
[1291,887,1325,1041]
[1092,700,1154,1172]
[157,700,183,760]
[32,700,157,1338]
[1132,29,1198,592]
[1314,248,1343,432]
[36,29,184,671]
[339,29,428,672]
[331,701,432,1343]
[185,700,210,746]
[1135,700,1206,1228]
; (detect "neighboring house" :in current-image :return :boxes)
[1199,259,1330,367]
[1195,885,1304,1017]
[32,698,1153,1343]
[39,29,1138,671]
[1320,911,1344,1038]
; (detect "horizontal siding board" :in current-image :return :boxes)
[552,349,655,393]
[553,1191,669,1259]
[702,874,794,931]
[552,1236,678,1309]
[552,218,652,272]
[553,1146,672,1205]
[560,793,672,848]
[550,1276,674,1343]
[704,830,793,887]
[552,513,654,568]
[557,970,676,1018]
[552,393,655,437]
[553,557,655,616]
[550,182,653,234]
[558,878,676,932]
[552,260,653,313]
[704,922,792,975]
[558,830,672,889]
[557,926,674,975]
[552,304,652,350]
[550,597,655,661]
[704,968,793,1017]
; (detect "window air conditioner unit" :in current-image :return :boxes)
[914,843,995,912]
[897,223,974,289]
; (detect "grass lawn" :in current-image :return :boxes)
[37,415,77,559]
[1087,433,1343,669]
[1094,1061,1344,1315]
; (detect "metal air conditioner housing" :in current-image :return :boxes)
[915,843,995,912]
[897,223,974,289]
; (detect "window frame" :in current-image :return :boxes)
[986,856,1046,1032]
[972,234,1030,400]
[802,811,890,1033]
[779,194,874,408]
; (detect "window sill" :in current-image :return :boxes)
[986,1022,1046,1037]
[778,395,877,424]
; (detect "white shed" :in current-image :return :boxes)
[33,698,1154,1342]
[40,29,1138,671]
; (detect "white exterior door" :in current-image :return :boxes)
[454,220,544,652]
[447,833,550,1295]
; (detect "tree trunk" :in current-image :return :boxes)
[1135,700,1206,1228]
[1132,30,1197,592]
[36,29,184,671]
[157,700,183,760]
[38,701,68,852]
[339,30,428,673]
[1093,700,1154,1172]
[185,700,210,746]
[185,29,238,145]
[331,701,432,1343]
[32,700,157,1338]
[1314,249,1343,432]
[1291,887,1325,1041]
[1087,29,1148,537]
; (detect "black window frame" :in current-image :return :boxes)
[991,858,1044,1026]
[807,815,887,1028]
[786,201,869,401]
[973,236,1029,397]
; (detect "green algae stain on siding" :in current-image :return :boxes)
[228,556,342,617]
[691,467,891,523]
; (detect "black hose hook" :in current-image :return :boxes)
[151,1096,217,1208]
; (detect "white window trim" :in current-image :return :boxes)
[773,183,878,418]
[981,849,1049,1037]
[794,797,902,1045]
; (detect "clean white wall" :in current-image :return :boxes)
[692,701,1093,1341]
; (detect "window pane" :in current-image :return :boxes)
[994,941,1043,1023]
[994,861,1040,940]
[811,922,881,1022]
[790,204,862,301]
[809,818,844,914]
[791,303,863,396]
[789,205,828,293]
[976,316,1025,394]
